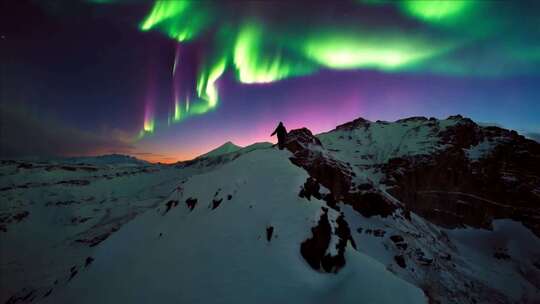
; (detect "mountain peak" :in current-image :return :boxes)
[197,141,242,159]
[335,117,371,131]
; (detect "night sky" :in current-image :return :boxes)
[2,0,540,163]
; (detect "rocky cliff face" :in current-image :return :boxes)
[285,128,398,218]
[311,115,540,236]
[380,116,540,237]
[293,115,540,303]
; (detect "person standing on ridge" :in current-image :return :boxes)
[271,122,287,150]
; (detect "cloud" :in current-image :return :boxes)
[0,102,135,159]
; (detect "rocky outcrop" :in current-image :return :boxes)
[0,211,30,232]
[343,191,396,218]
[266,226,274,242]
[300,208,355,273]
[211,198,223,210]
[335,117,371,131]
[298,177,323,201]
[383,117,540,236]
[164,200,179,214]
[185,198,198,211]
[286,128,354,200]
[286,128,397,217]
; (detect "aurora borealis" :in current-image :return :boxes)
[2,0,540,162]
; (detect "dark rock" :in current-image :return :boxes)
[185,198,198,211]
[300,209,332,270]
[212,198,223,210]
[61,166,77,171]
[301,208,332,272]
[418,257,433,266]
[494,252,510,260]
[390,235,404,243]
[300,208,355,273]
[56,179,90,186]
[12,211,29,222]
[69,267,78,281]
[85,257,94,267]
[396,243,408,251]
[286,127,396,216]
[285,128,353,199]
[48,200,80,206]
[383,121,540,237]
[43,289,52,298]
[335,117,371,131]
[395,116,428,123]
[164,200,179,214]
[266,226,274,242]
[394,255,406,268]
[373,229,385,237]
[356,183,373,191]
[343,191,396,218]
[5,290,35,304]
[299,177,322,201]
[440,253,452,261]
[75,230,114,247]
[71,216,92,224]
[321,193,338,210]
[336,213,356,250]
[17,162,33,169]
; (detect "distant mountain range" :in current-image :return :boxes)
[1,115,539,304]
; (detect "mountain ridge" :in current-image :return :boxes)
[197,141,243,159]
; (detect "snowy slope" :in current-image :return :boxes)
[0,160,206,303]
[197,141,242,159]
[2,115,539,304]
[41,149,425,304]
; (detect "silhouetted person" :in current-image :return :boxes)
[271,122,287,150]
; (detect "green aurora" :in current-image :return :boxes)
[128,0,540,136]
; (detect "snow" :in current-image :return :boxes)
[445,220,540,302]
[237,141,273,153]
[40,148,426,304]
[326,209,341,256]
[0,161,199,303]
[197,141,242,159]
[317,119,443,167]
[464,139,498,161]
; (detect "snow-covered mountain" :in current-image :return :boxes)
[197,141,243,159]
[55,154,148,166]
[1,115,539,304]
